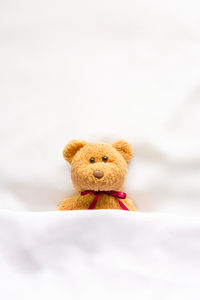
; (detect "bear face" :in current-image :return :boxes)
[63,140,133,192]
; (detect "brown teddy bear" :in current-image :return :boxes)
[57,139,136,211]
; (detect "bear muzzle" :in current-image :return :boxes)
[93,170,104,179]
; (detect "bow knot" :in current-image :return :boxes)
[81,190,129,210]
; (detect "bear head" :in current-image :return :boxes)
[63,139,133,192]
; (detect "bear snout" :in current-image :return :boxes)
[93,170,104,179]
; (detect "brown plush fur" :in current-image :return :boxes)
[58,139,136,211]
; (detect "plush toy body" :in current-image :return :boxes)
[58,140,136,211]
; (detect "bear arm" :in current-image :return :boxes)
[57,198,75,210]
[123,198,137,211]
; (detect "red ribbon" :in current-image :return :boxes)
[81,190,129,210]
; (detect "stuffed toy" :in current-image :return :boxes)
[57,139,136,211]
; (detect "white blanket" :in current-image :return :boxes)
[0,0,200,298]
[0,210,200,300]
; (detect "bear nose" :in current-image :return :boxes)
[93,170,104,179]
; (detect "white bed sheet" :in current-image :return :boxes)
[0,0,200,299]
[1,210,200,300]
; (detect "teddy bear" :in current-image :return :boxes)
[57,139,136,211]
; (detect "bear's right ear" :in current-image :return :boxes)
[112,140,133,163]
[63,139,87,163]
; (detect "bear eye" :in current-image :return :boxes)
[102,156,108,162]
[90,157,95,163]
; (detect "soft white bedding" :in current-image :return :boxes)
[0,0,200,298]
[1,210,200,300]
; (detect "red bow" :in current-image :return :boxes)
[81,190,129,210]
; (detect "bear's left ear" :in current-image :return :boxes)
[112,140,133,163]
[63,139,87,163]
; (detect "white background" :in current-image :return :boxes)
[0,1,200,299]
[1,0,200,215]
[0,0,200,215]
